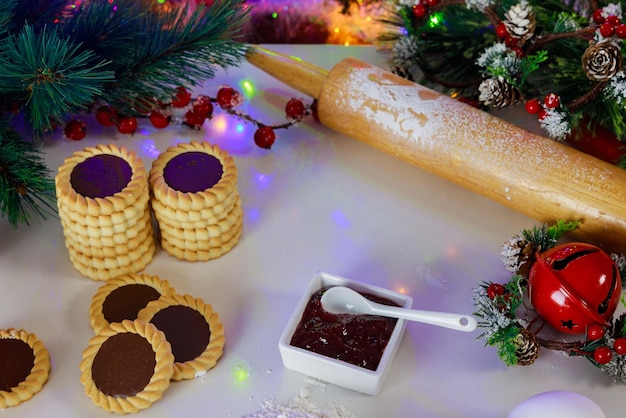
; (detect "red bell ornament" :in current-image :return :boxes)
[528,243,621,334]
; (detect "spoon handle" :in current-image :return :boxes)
[369,304,477,332]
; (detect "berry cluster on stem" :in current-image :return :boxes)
[64,85,315,150]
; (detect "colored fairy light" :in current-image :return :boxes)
[236,123,244,133]
[428,12,444,28]
[240,80,255,96]
[212,114,228,133]
[232,365,250,384]
[271,12,278,18]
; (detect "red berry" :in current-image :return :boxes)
[424,0,437,6]
[171,86,191,108]
[495,23,508,38]
[184,109,206,128]
[116,116,137,134]
[543,93,560,109]
[487,283,505,299]
[504,35,519,47]
[614,337,626,355]
[600,22,615,37]
[149,111,170,129]
[587,323,606,341]
[285,98,306,120]
[593,346,613,364]
[254,126,276,149]
[64,119,87,141]
[616,24,626,39]
[216,86,242,109]
[525,99,541,114]
[607,15,621,26]
[412,4,427,18]
[192,95,214,118]
[95,106,117,126]
[593,9,605,24]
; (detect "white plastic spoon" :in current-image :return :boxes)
[321,286,477,332]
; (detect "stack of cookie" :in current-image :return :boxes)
[149,141,242,262]
[55,144,155,280]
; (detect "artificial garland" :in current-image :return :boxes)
[381,0,626,165]
[473,220,626,382]
[63,85,314,149]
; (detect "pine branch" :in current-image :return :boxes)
[0,25,114,132]
[0,125,56,227]
[98,1,250,114]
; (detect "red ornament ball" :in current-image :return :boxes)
[95,106,118,126]
[254,126,276,149]
[614,337,626,355]
[616,24,626,39]
[600,22,616,37]
[543,93,560,109]
[149,111,170,129]
[593,9,605,24]
[593,346,613,364]
[285,98,306,120]
[487,283,505,299]
[171,86,191,108]
[528,242,622,334]
[64,119,87,141]
[216,86,242,109]
[412,3,427,18]
[525,99,541,114]
[586,323,606,341]
[424,0,438,6]
[116,116,137,134]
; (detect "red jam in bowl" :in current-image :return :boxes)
[289,287,399,371]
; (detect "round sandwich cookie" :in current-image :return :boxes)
[0,328,51,409]
[137,293,225,381]
[57,191,150,229]
[149,141,238,212]
[56,144,148,217]
[62,221,154,259]
[159,218,242,252]
[67,238,156,281]
[154,194,242,232]
[80,319,174,414]
[150,190,238,225]
[90,273,177,334]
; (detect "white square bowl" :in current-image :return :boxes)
[278,272,413,395]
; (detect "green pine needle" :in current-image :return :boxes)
[0,126,56,227]
[0,25,114,131]
[521,220,580,251]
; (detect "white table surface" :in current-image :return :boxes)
[1,44,623,418]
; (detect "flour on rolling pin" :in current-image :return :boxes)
[247,47,626,253]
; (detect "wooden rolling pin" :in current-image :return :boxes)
[247,46,626,254]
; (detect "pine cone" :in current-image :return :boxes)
[391,65,415,82]
[478,77,521,108]
[582,42,622,81]
[501,237,536,276]
[504,1,536,43]
[515,328,540,366]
